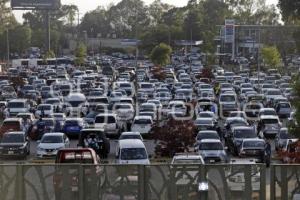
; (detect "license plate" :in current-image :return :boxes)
[71,186,78,192]
[8,151,14,155]
[209,160,215,163]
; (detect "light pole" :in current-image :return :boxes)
[257,28,261,92]
[6,27,10,66]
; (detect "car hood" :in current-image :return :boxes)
[200,150,226,157]
[38,143,65,149]
[0,143,24,147]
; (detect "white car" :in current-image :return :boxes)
[94,113,120,136]
[115,139,150,164]
[36,132,70,158]
[35,104,54,117]
[113,103,134,121]
[131,116,153,135]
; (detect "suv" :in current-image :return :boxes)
[196,139,228,163]
[0,118,24,137]
[0,131,30,158]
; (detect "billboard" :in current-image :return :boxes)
[11,0,60,10]
[225,19,235,43]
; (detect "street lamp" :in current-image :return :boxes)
[5,23,10,66]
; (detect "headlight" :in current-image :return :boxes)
[198,182,209,191]
[37,146,43,151]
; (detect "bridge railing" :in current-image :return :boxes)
[0,164,298,200]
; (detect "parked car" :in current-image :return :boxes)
[36,132,70,158]
[62,118,84,138]
[196,139,228,163]
[131,116,153,135]
[0,131,30,158]
[0,118,25,137]
[115,139,150,164]
[238,138,265,162]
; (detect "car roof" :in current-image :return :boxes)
[4,118,22,122]
[118,139,146,149]
[43,132,64,137]
[5,131,26,135]
[260,115,279,120]
[134,116,152,120]
[121,132,141,136]
[199,139,221,143]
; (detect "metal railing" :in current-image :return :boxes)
[0,164,298,200]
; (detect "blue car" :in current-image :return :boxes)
[62,118,84,137]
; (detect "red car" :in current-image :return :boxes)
[54,148,101,200]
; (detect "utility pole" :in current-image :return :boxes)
[45,11,51,52]
[6,28,10,65]
[257,28,261,92]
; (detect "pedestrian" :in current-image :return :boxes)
[265,140,271,167]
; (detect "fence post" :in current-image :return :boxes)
[270,165,275,200]
[16,165,24,200]
[260,164,266,200]
[281,166,288,200]
[138,165,145,200]
[78,165,84,200]
[244,165,252,200]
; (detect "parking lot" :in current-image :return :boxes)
[0,53,297,167]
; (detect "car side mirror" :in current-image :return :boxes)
[37,140,40,144]
[148,154,152,159]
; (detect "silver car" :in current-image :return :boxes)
[196,139,229,163]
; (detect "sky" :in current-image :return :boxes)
[13,0,278,22]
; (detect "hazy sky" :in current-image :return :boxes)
[13,0,278,22]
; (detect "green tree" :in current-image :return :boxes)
[261,46,281,68]
[75,42,87,66]
[278,0,300,21]
[150,43,172,67]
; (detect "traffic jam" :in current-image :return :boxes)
[0,54,296,166]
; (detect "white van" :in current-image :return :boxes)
[131,116,153,135]
[94,113,119,136]
[64,93,86,116]
[6,99,30,117]
[115,139,150,164]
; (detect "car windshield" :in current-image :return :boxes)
[243,141,265,148]
[3,121,20,127]
[69,101,84,107]
[234,129,256,138]
[121,148,147,160]
[41,135,63,143]
[134,119,152,124]
[65,120,80,126]
[279,131,292,139]
[195,119,212,125]
[38,105,51,110]
[120,135,141,140]
[8,102,25,108]
[43,120,54,126]
[267,90,281,95]
[1,134,24,143]
[262,110,276,115]
[198,142,223,150]
[95,116,115,123]
[220,95,235,102]
[262,119,278,124]
[197,133,219,140]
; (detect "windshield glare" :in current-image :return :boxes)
[121,148,147,160]
[1,134,24,143]
[41,135,63,143]
[198,142,223,150]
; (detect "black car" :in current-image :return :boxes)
[0,132,30,158]
[78,129,110,159]
[226,126,257,155]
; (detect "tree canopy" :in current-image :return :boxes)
[150,43,172,67]
[261,46,281,68]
